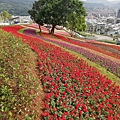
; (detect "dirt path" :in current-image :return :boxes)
[93,34,113,41]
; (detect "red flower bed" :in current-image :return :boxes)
[31,42,120,120]
[23,28,120,77]
[2,25,23,34]
[85,41,120,57]
[2,25,33,43]
[55,34,120,60]
[86,40,120,51]
[2,26,120,120]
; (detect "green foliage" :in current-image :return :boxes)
[67,0,87,32]
[29,0,86,34]
[0,29,38,119]
[79,32,92,37]
[0,0,35,16]
[0,10,12,22]
[24,114,32,120]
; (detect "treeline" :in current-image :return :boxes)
[0,0,35,16]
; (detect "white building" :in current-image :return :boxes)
[10,15,32,24]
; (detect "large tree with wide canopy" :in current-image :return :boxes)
[28,0,87,34]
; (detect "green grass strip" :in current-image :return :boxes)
[18,27,27,33]
[98,40,116,44]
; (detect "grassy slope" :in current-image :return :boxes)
[0,0,35,15]
[98,40,116,44]
[0,29,43,119]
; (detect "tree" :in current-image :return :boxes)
[28,0,86,34]
[0,10,12,23]
[67,13,87,35]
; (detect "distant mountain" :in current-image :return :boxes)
[83,0,120,12]
[0,0,35,16]
[86,0,108,3]
[83,2,105,11]
[0,0,119,16]
[84,0,120,7]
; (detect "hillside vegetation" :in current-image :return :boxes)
[0,0,35,15]
[0,0,119,16]
[0,29,42,119]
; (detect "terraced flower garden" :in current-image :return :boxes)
[1,25,120,120]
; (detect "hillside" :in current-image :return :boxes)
[83,2,105,11]
[0,0,119,16]
[0,0,35,16]
[83,0,120,10]
[86,0,108,3]
[0,0,106,16]
[2,25,120,119]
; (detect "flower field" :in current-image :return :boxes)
[1,25,120,120]
[22,28,120,78]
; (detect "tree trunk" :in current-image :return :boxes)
[38,24,41,33]
[48,28,51,34]
[51,25,55,35]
